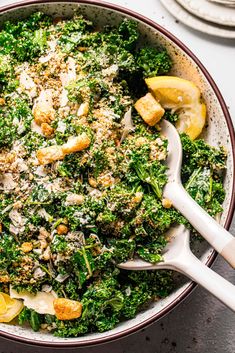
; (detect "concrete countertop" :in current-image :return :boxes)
[0,0,235,352]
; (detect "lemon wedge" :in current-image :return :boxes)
[0,293,7,315]
[145,76,206,140]
[0,292,23,323]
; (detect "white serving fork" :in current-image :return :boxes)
[118,224,235,311]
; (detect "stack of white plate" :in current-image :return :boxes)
[160,0,235,38]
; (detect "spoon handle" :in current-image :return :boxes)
[172,249,235,312]
[164,182,235,268]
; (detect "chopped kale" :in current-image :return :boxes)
[181,133,226,216]
[0,12,51,61]
[163,110,179,123]
[181,133,227,179]
[18,308,41,332]
[130,155,167,199]
[0,98,33,147]
[136,47,172,77]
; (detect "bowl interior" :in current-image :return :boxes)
[0,0,234,346]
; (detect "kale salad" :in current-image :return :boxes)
[0,12,226,336]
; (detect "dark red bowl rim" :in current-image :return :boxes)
[0,0,234,348]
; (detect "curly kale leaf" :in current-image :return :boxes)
[61,15,93,35]
[77,20,139,75]
[66,77,109,106]
[0,109,17,147]
[185,167,225,216]
[73,247,95,285]
[81,276,124,326]
[18,308,41,332]
[109,239,136,263]
[181,133,227,180]
[136,47,172,78]
[30,184,52,205]
[3,12,51,35]
[0,234,21,271]
[94,251,113,270]
[82,43,137,76]
[0,12,50,61]
[122,270,173,318]
[128,270,173,298]
[117,19,139,51]
[33,28,47,51]
[51,235,68,254]
[58,15,94,52]
[132,194,187,238]
[0,54,14,88]
[163,110,179,123]
[130,152,167,199]
[181,134,226,216]
[137,247,162,263]
[59,17,137,54]
[14,30,47,62]
[102,19,139,52]
[0,98,33,147]
[90,147,109,178]
[22,131,45,154]
[137,236,167,263]
[27,310,42,332]
[121,283,151,319]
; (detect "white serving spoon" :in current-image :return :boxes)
[160,120,235,268]
[118,225,235,311]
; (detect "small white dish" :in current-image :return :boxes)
[160,0,235,38]
[177,0,235,27]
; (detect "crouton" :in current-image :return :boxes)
[134,93,165,126]
[21,242,33,253]
[61,133,91,154]
[41,123,54,137]
[0,98,5,106]
[53,298,82,320]
[162,198,172,209]
[56,224,69,235]
[0,274,10,283]
[37,145,64,165]
[33,104,55,126]
[88,177,98,188]
[37,133,90,165]
[78,47,88,52]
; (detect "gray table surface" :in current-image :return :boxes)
[0,0,235,352]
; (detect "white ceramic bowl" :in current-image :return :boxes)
[0,0,234,347]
